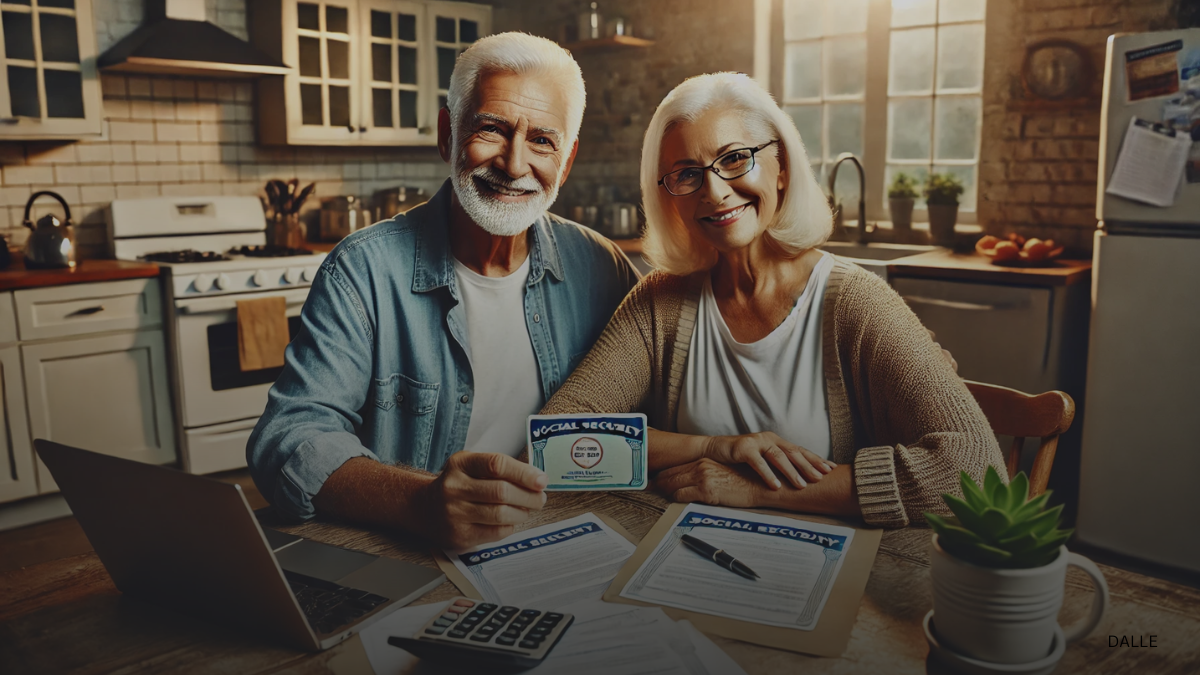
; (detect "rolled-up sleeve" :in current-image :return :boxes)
[247,262,377,520]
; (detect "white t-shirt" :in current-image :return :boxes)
[453,255,543,457]
[677,252,834,459]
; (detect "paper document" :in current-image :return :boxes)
[619,504,855,630]
[446,512,636,609]
[358,600,748,675]
[1106,117,1192,207]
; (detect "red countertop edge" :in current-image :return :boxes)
[0,254,160,292]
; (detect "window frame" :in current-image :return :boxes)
[763,0,984,225]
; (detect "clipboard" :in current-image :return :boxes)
[602,503,883,657]
[432,511,640,599]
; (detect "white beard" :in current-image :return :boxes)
[450,157,560,237]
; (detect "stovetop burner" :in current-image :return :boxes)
[140,249,232,263]
[228,245,315,258]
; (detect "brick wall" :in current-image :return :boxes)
[978,0,1179,253]
[0,0,449,259]
[490,0,754,212]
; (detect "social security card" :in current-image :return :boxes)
[527,413,648,491]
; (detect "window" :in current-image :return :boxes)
[770,0,986,221]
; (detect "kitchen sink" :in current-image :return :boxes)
[818,242,939,280]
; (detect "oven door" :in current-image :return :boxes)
[175,288,308,429]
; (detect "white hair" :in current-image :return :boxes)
[640,72,833,276]
[447,32,586,154]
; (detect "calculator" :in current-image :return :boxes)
[387,597,574,670]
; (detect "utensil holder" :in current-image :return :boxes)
[269,213,303,249]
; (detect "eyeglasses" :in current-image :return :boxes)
[657,140,780,196]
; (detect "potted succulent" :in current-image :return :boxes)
[887,172,919,231]
[925,467,1110,667]
[923,173,964,246]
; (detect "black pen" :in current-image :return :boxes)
[680,534,760,581]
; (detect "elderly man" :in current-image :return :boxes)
[248,33,638,549]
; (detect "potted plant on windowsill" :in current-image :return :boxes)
[924,467,1110,670]
[923,173,964,246]
[887,172,919,231]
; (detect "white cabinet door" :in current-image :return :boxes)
[357,0,432,145]
[24,331,176,493]
[284,0,364,144]
[0,291,15,344]
[0,0,103,138]
[425,1,490,112]
[0,346,36,503]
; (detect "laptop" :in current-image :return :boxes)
[35,440,446,652]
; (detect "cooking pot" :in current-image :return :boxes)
[22,190,75,269]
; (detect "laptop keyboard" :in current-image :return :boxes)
[284,569,390,635]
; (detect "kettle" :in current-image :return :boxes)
[22,190,75,269]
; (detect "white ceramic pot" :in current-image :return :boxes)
[927,203,958,246]
[930,534,1110,665]
[889,198,915,230]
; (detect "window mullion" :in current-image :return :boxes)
[862,0,891,222]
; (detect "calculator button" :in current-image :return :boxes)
[529,626,551,638]
[478,603,498,612]
[519,639,541,650]
[501,628,521,639]
[545,612,564,621]
[448,629,469,639]
[424,626,447,635]
[496,635,517,646]
[432,618,454,628]
[520,609,542,618]
[453,599,475,608]
[499,605,519,614]
[446,606,467,614]
[470,632,494,642]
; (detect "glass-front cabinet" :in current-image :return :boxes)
[0,0,102,138]
[252,0,490,146]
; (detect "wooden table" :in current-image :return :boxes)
[2,491,1197,674]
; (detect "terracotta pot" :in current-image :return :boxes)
[888,198,915,230]
[929,535,1109,665]
[927,203,958,246]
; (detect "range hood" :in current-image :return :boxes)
[98,0,289,78]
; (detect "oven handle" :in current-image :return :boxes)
[176,289,311,314]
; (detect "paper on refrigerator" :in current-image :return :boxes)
[1106,117,1193,207]
[445,512,636,610]
[619,504,855,630]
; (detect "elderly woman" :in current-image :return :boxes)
[542,73,1004,528]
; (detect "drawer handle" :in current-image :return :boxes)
[901,296,1004,312]
[68,305,106,317]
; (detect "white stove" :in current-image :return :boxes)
[110,196,327,474]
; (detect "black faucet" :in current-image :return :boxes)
[827,153,872,245]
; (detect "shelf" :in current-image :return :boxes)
[561,35,655,52]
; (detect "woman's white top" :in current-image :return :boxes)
[677,252,833,459]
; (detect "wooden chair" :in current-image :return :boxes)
[964,381,1076,498]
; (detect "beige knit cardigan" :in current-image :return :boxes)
[541,257,1005,528]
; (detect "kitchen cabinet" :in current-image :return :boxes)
[251,0,490,146]
[0,0,103,138]
[1,289,37,503]
[0,279,176,501]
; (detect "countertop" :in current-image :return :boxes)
[0,252,159,292]
[305,239,1093,287]
[887,249,1093,287]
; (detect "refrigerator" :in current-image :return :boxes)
[1080,27,1200,574]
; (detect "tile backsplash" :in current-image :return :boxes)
[0,73,450,259]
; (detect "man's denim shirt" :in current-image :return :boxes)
[247,180,639,520]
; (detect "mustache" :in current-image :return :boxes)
[469,166,543,194]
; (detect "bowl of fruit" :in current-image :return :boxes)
[975,234,1064,266]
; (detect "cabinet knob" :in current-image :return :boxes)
[346,124,355,132]
[418,126,432,134]
[359,126,367,132]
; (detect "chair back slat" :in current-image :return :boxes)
[965,381,1076,498]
